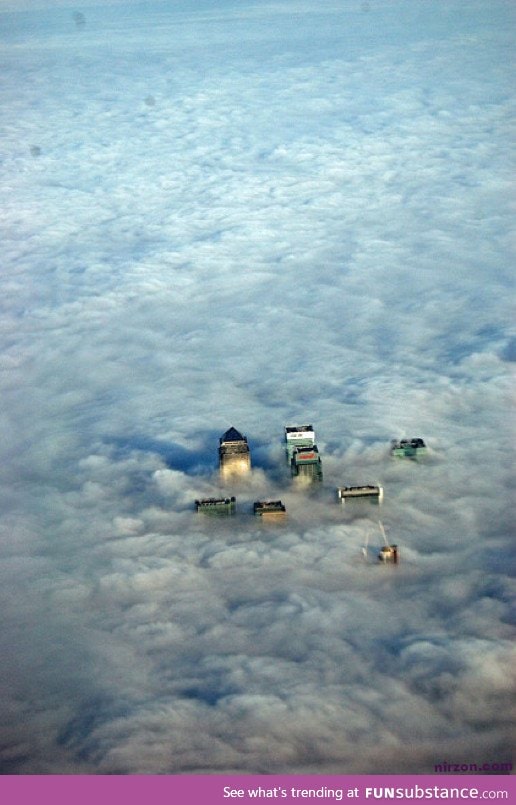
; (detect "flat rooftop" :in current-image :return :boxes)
[253,500,286,514]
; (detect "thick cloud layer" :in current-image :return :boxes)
[0,0,514,774]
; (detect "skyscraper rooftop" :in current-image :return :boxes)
[220,426,247,444]
[219,426,251,480]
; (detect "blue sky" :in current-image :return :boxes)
[0,0,514,774]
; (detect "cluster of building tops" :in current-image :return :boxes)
[193,495,287,521]
[196,426,289,522]
[194,427,427,559]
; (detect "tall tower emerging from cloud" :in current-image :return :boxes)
[219,427,251,480]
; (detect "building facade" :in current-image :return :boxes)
[219,426,251,480]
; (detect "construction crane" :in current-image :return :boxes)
[378,520,398,563]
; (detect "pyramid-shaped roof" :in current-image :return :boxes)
[220,426,246,444]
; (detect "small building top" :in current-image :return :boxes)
[391,438,426,450]
[337,485,383,503]
[253,500,286,515]
[379,544,398,563]
[195,497,236,514]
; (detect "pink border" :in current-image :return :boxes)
[1,774,514,805]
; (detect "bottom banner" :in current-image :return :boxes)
[0,774,514,805]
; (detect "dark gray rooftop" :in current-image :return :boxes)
[220,426,247,444]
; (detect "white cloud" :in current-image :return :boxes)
[0,0,514,774]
